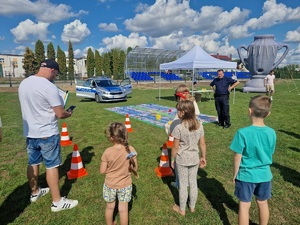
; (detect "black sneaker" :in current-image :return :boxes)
[224,124,231,129]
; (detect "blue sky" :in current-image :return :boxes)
[1,0,300,66]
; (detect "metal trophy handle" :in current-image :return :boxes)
[271,44,289,70]
[237,45,248,68]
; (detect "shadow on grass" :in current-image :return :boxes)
[198,170,239,225]
[155,96,176,101]
[289,147,300,153]
[234,88,244,92]
[80,99,95,102]
[198,97,213,102]
[272,162,300,188]
[155,95,212,102]
[0,145,95,225]
[161,175,179,206]
[278,129,300,139]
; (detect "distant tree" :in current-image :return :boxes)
[119,50,126,79]
[23,47,36,77]
[95,50,102,76]
[61,51,67,80]
[68,40,74,82]
[276,64,300,79]
[102,52,111,76]
[34,40,45,73]
[110,48,126,80]
[47,42,56,60]
[57,46,67,80]
[127,47,132,54]
[111,48,120,77]
[86,48,95,77]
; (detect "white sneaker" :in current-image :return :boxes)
[270,96,273,100]
[51,197,78,212]
[30,187,50,203]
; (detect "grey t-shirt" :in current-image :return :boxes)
[172,122,204,166]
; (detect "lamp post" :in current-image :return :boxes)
[4,71,12,87]
[8,72,12,87]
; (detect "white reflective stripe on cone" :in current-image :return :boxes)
[72,151,80,157]
[160,161,169,167]
[61,136,70,141]
[70,162,83,170]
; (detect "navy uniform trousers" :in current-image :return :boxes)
[214,95,230,126]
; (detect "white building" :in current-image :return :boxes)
[0,54,25,78]
[0,54,88,78]
[74,58,87,78]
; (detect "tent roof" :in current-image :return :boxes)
[160,45,237,70]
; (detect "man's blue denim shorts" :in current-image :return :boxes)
[234,179,272,202]
[26,134,62,169]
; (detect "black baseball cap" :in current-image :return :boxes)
[40,59,61,73]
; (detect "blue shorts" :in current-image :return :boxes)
[234,179,272,202]
[26,134,62,169]
[103,184,132,203]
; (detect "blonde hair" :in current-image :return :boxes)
[175,84,195,102]
[105,122,139,178]
[176,100,199,131]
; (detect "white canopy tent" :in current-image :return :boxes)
[158,45,237,100]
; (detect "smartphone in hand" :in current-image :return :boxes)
[67,105,76,112]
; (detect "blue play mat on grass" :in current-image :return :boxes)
[105,104,217,129]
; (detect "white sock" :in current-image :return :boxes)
[52,197,63,205]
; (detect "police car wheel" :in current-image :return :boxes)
[95,94,101,103]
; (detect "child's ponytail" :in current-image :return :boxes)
[124,140,139,178]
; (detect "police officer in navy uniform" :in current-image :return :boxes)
[210,69,240,129]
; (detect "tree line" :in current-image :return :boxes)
[275,64,300,79]
[23,40,300,80]
[23,40,131,81]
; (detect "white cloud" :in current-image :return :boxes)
[10,19,49,43]
[285,27,300,43]
[15,45,26,50]
[79,46,96,58]
[280,44,300,66]
[135,3,149,13]
[73,49,83,58]
[0,0,88,23]
[150,32,237,57]
[102,33,148,51]
[98,23,119,32]
[227,1,300,39]
[124,1,249,38]
[61,20,91,44]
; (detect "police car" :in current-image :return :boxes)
[75,76,132,103]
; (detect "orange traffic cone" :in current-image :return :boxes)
[166,134,174,148]
[60,122,72,146]
[67,144,88,179]
[155,143,174,177]
[125,114,133,132]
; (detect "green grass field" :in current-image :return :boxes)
[0,80,299,225]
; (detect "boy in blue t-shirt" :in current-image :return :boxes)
[230,95,276,225]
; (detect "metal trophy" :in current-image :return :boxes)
[237,35,289,92]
